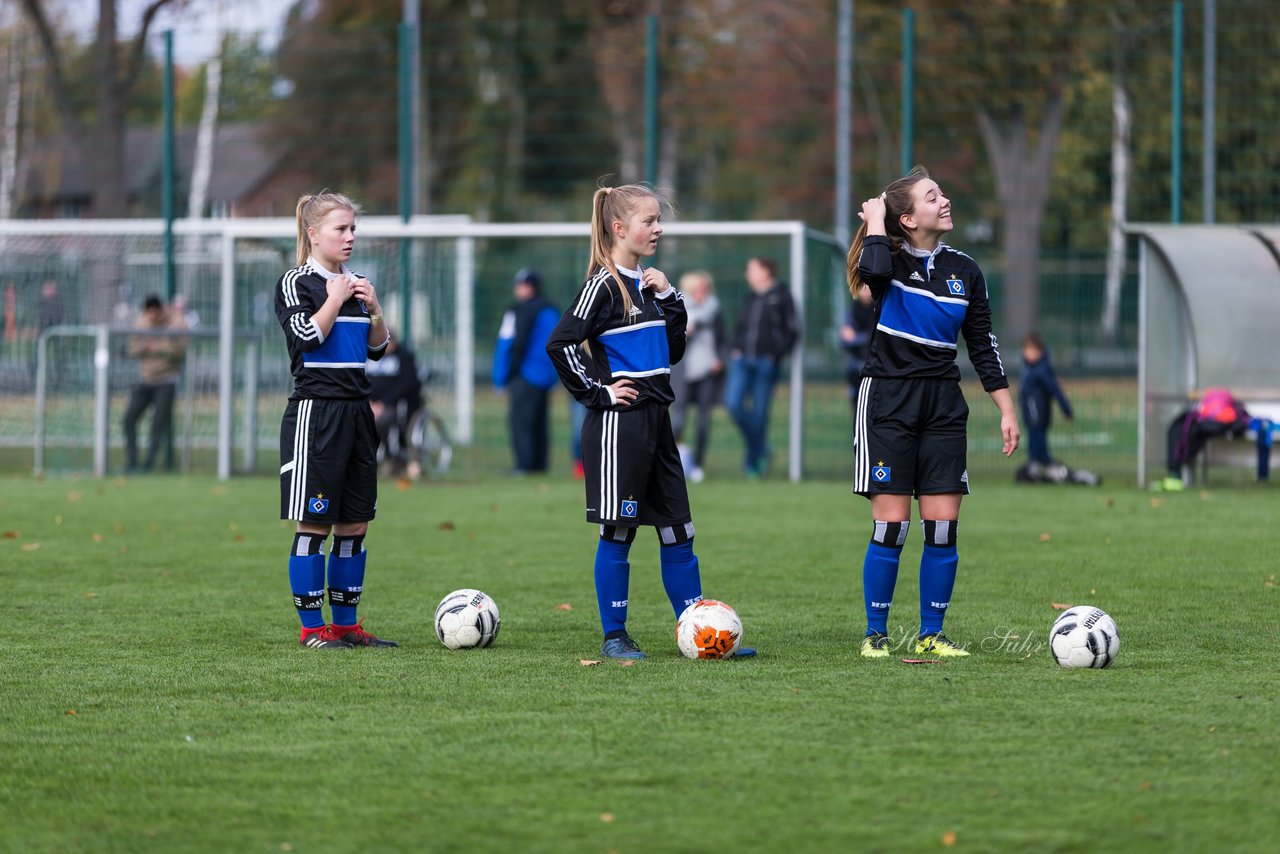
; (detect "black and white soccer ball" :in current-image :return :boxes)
[1049,605,1119,668]
[434,589,500,650]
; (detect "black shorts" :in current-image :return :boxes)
[280,398,379,523]
[582,404,691,528]
[852,377,970,497]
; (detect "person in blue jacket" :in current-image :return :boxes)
[1018,332,1073,475]
[493,268,560,474]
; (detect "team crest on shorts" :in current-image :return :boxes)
[945,276,966,296]
[621,498,638,518]
[309,494,330,515]
[872,462,892,484]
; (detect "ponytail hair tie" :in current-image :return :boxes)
[879,192,886,201]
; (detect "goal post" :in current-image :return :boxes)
[2,217,845,481]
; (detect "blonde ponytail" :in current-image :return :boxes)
[294,190,361,267]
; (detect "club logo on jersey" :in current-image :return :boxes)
[909,271,925,282]
[946,276,966,296]
[308,495,330,515]
[621,499,638,518]
[872,463,892,483]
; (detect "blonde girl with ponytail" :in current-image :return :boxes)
[545,183,757,661]
[274,190,397,650]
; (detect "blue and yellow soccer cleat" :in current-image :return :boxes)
[860,632,891,659]
[915,632,970,658]
[601,632,647,660]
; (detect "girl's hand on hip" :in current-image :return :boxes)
[609,378,638,405]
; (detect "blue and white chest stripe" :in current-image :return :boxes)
[597,319,671,378]
[876,280,968,350]
[302,316,371,368]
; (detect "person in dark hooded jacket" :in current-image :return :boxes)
[1018,332,1073,472]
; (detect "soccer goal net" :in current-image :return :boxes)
[1,218,851,481]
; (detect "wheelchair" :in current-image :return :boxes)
[375,371,453,478]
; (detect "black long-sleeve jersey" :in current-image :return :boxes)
[274,260,389,401]
[857,234,1008,392]
[546,264,687,411]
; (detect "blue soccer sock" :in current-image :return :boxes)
[327,535,367,627]
[863,520,909,636]
[919,520,959,636]
[659,537,703,618]
[289,532,327,629]
[595,527,635,636]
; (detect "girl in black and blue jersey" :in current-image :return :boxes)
[845,167,1019,659]
[546,184,754,660]
[274,192,397,650]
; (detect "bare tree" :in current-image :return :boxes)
[19,0,183,217]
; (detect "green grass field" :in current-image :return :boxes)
[2,474,1276,852]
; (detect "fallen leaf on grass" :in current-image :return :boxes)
[1050,602,1071,610]
[1149,497,1164,508]
[65,709,76,715]
[91,533,103,543]
[20,543,39,551]
[1039,532,1052,542]
[396,478,413,491]
[553,603,573,611]
[232,534,245,542]
[942,831,957,846]
[2,530,18,539]
[83,592,97,598]
[599,813,615,823]
[211,486,229,496]
[578,659,602,666]
[67,491,83,502]
[1139,781,1152,790]
[438,521,455,531]
[54,515,63,525]
[616,660,635,667]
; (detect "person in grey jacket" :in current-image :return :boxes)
[725,257,798,478]
[671,271,725,483]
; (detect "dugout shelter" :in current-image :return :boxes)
[1129,224,1280,486]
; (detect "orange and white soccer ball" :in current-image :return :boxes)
[676,599,743,660]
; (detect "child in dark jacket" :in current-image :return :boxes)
[1019,332,1073,472]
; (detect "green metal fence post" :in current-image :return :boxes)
[1171,1,1183,224]
[901,9,915,176]
[398,21,413,326]
[162,30,175,300]
[645,14,659,186]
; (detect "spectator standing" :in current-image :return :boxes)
[1018,332,1073,477]
[725,257,798,478]
[671,270,725,483]
[492,268,560,474]
[839,284,876,417]
[121,295,187,473]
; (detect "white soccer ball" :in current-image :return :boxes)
[434,589,500,650]
[1049,605,1119,668]
[676,599,743,660]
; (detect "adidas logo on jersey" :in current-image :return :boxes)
[909,271,925,282]
[628,305,643,317]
